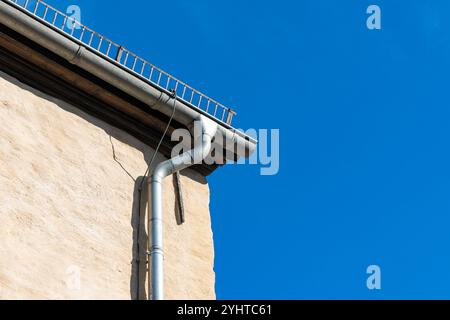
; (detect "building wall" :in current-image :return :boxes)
[0,71,215,300]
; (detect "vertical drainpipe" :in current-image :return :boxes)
[148,115,218,300]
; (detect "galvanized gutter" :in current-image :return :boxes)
[0,0,257,158]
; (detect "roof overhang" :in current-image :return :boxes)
[0,0,257,176]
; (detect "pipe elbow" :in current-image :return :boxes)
[149,115,218,186]
[151,160,175,183]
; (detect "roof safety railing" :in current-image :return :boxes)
[7,0,238,126]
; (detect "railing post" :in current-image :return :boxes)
[33,0,39,14]
[115,46,124,63]
[226,109,237,125]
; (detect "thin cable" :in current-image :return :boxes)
[138,92,177,191]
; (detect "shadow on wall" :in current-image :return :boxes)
[1,71,208,300]
[131,175,149,300]
[108,135,147,299]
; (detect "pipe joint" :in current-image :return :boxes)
[148,246,164,256]
[69,45,84,64]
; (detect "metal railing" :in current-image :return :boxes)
[7,0,237,125]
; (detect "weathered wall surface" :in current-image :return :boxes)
[0,71,215,300]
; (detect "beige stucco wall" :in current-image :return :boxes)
[0,71,215,300]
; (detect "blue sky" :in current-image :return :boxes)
[41,0,450,299]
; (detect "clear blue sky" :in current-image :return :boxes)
[42,0,450,299]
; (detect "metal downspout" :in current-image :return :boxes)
[148,115,218,300]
